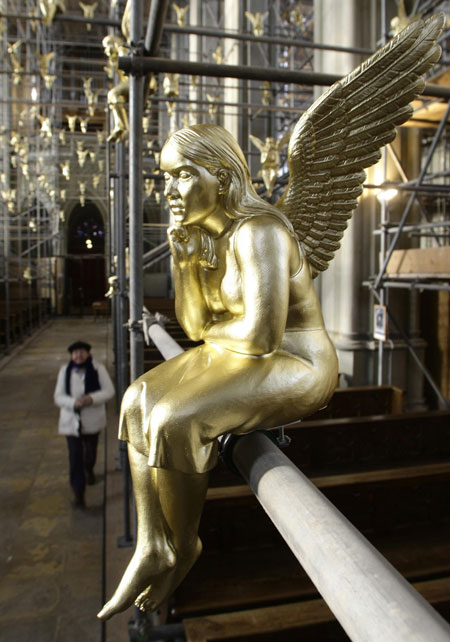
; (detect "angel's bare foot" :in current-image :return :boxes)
[97,539,176,620]
[135,537,202,613]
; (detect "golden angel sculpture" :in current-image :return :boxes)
[98,14,444,620]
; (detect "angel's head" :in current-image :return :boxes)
[162,124,293,231]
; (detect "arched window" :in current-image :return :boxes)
[65,202,106,313]
[67,203,104,254]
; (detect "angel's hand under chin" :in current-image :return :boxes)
[168,225,201,265]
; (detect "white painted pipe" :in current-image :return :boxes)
[146,322,184,360]
[232,431,450,642]
[147,322,450,641]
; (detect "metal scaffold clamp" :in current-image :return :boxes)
[125,318,144,334]
[219,428,289,477]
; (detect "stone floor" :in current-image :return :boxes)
[0,318,134,642]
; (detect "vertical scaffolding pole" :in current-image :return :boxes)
[128,0,145,383]
[374,100,450,290]
[116,139,133,546]
[115,142,129,401]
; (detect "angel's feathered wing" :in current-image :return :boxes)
[276,13,444,277]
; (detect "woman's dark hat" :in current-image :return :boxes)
[68,340,91,353]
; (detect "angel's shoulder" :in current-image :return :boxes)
[235,214,290,237]
[233,215,292,256]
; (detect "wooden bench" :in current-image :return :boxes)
[92,299,110,320]
[172,456,450,618]
[168,410,450,633]
[0,299,46,348]
[144,296,176,319]
[183,575,450,641]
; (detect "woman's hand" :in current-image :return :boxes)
[168,225,201,267]
[74,395,93,409]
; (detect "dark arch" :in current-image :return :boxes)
[67,202,105,254]
[65,201,106,314]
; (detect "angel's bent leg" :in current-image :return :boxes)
[134,465,208,612]
[97,443,176,620]
[97,443,208,620]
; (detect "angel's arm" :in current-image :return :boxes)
[168,226,212,341]
[202,217,290,355]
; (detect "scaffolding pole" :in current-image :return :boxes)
[119,55,450,99]
[374,100,450,290]
[128,0,145,384]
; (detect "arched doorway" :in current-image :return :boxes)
[65,202,106,315]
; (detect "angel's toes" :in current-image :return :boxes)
[135,587,157,613]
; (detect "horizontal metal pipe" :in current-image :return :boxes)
[365,183,450,193]
[118,56,450,98]
[373,220,450,235]
[164,23,374,56]
[143,249,171,269]
[2,13,371,54]
[141,321,450,639]
[119,55,342,86]
[0,11,121,27]
[232,431,450,642]
[377,281,450,291]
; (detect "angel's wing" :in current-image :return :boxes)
[276,13,444,277]
[276,130,291,150]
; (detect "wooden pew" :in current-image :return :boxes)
[169,410,450,636]
[183,575,450,642]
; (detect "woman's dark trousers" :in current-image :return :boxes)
[66,433,99,500]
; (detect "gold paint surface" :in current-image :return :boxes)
[99,14,444,621]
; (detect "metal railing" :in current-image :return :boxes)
[142,314,450,642]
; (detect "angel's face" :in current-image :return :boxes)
[161,141,221,229]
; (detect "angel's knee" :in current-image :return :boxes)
[149,398,201,442]
[149,400,178,437]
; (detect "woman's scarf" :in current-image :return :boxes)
[65,355,101,396]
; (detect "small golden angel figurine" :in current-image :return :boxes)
[391,0,421,36]
[76,141,89,167]
[173,2,188,27]
[83,77,101,116]
[79,1,98,30]
[249,132,290,198]
[8,41,24,86]
[163,73,180,118]
[36,51,56,89]
[98,14,444,621]
[103,0,153,141]
[79,116,90,134]
[60,160,71,181]
[66,114,78,132]
[245,10,268,37]
[102,33,129,142]
[39,0,66,26]
[37,115,53,140]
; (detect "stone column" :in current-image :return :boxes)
[223,0,241,139]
